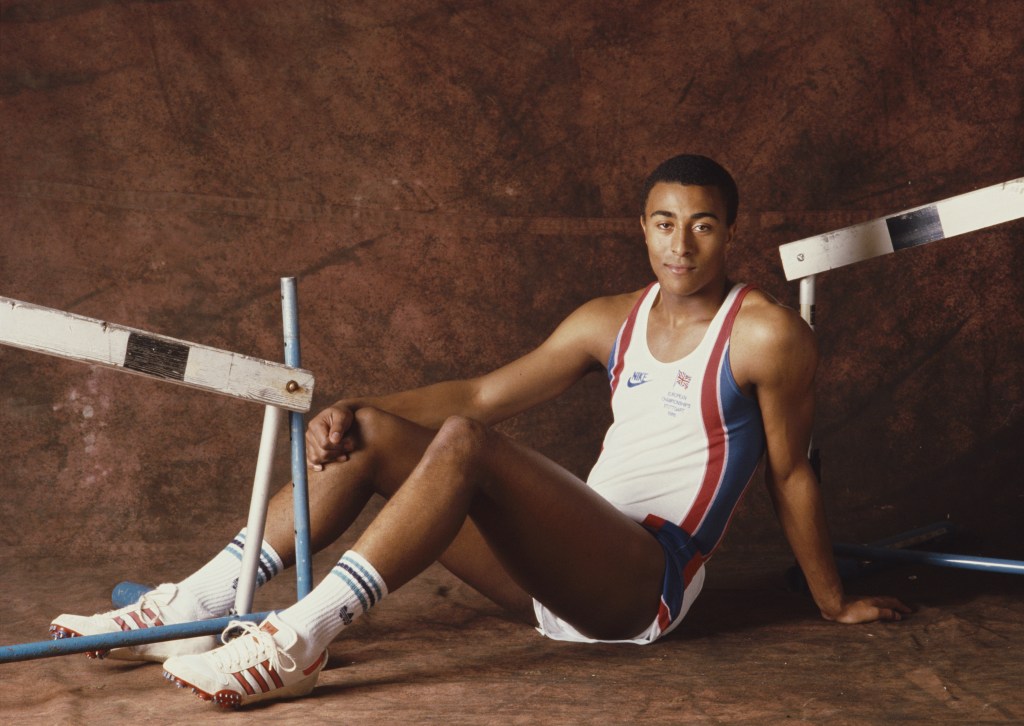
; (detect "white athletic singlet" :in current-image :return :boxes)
[589,281,765,551]
[534,282,766,644]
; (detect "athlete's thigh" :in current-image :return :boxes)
[355,410,544,621]
[312,407,537,619]
[437,520,535,621]
[466,426,665,640]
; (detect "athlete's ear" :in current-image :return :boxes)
[725,222,737,245]
[640,214,648,235]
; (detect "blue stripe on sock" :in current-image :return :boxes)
[338,560,379,606]
[256,547,281,586]
[226,534,246,562]
[331,565,371,612]
[256,559,271,586]
[225,531,281,587]
[343,557,384,602]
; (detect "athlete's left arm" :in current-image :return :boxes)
[734,297,911,624]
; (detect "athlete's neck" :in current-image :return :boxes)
[652,278,731,328]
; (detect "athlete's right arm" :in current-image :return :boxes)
[305,293,635,468]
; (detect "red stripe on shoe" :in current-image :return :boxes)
[114,616,131,632]
[265,661,285,688]
[303,651,326,676]
[248,666,269,693]
[232,671,256,696]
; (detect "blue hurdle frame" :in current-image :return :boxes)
[797,274,1024,577]
[0,277,314,664]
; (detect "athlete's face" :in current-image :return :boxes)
[641,183,734,299]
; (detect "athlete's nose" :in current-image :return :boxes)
[671,229,693,257]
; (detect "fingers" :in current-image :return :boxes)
[831,596,913,624]
[877,597,914,621]
[878,606,902,622]
[305,406,356,470]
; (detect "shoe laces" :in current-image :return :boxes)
[215,621,297,675]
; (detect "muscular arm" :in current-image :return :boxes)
[736,297,910,623]
[306,294,632,468]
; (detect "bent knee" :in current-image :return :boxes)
[422,416,495,466]
[351,405,386,430]
[344,406,429,462]
[434,415,490,449]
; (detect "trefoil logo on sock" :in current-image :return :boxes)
[339,605,353,626]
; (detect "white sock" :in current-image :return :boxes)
[178,528,285,617]
[277,550,387,654]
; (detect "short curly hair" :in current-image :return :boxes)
[640,154,739,225]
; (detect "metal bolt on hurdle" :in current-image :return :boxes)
[0,277,316,663]
[782,178,1024,578]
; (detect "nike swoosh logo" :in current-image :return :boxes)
[626,377,650,388]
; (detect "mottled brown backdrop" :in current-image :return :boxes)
[2,1,1022,561]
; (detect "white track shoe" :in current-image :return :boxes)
[49,583,217,661]
[162,613,327,709]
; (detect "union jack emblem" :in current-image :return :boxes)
[675,370,692,389]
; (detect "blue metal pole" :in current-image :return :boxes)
[788,522,967,591]
[281,277,313,599]
[0,611,275,664]
[860,521,956,550]
[832,543,1024,575]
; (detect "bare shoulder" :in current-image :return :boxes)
[731,288,817,387]
[564,288,645,335]
[733,289,813,346]
[553,288,647,362]
[578,288,644,321]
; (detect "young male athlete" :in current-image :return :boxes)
[51,154,910,708]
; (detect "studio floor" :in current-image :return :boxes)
[1,539,1022,725]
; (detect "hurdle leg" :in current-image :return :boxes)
[799,275,822,481]
[281,277,313,599]
[799,274,816,330]
[233,404,286,615]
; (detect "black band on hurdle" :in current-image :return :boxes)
[886,205,944,250]
[124,333,189,381]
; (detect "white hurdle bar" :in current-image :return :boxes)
[780,178,1023,282]
[780,178,1024,576]
[0,279,315,662]
[0,296,314,412]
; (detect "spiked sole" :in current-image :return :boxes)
[162,668,320,709]
[48,622,216,662]
[49,624,109,659]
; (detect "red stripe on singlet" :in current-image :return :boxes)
[609,283,657,396]
[679,285,754,538]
